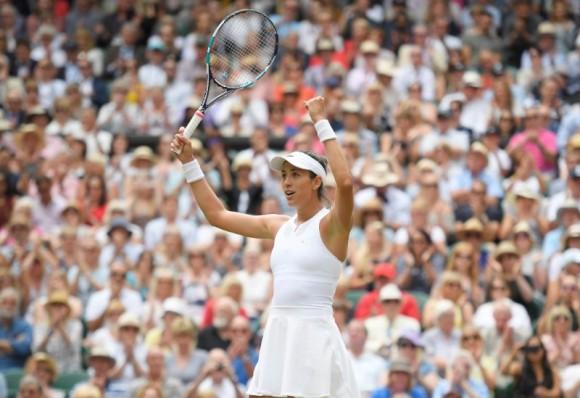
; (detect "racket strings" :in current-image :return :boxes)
[210,11,277,88]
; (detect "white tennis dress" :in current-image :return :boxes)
[247,207,360,398]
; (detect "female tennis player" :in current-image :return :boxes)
[171,96,359,398]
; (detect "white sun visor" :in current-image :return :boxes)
[270,151,327,178]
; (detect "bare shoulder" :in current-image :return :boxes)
[264,214,291,237]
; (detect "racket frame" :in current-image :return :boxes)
[183,9,278,139]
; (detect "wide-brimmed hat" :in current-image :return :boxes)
[14,124,44,150]
[469,141,488,156]
[457,218,484,239]
[27,352,58,378]
[130,146,157,167]
[9,214,30,230]
[494,241,519,260]
[564,224,580,242]
[341,99,362,114]
[88,346,116,366]
[44,291,71,310]
[361,162,398,187]
[232,155,253,172]
[118,312,141,330]
[514,187,540,201]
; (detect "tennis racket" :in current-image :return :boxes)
[182,9,278,139]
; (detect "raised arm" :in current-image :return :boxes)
[171,128,288,239]
[305,97,354,259]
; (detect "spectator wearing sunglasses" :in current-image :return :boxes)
[539,306,579,370]
[501,335,563,398]
[459,325,496,392]
[393,329,439,394]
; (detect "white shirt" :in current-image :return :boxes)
[144,218,198,250]
[364,315,420,353]
[45,119,82,136]
[460,97,493,138]
[138,64,167,88]
[545,190,579,222]
[198,378,239,398]
[96,102,140,134]
[345,67,377,97]
[38,79,66,110]
[84,288,143,322]
[214,96,269,132]
[394,64,436,101]
[165,79,193,127]
[473,299,532,338]
[33,196,67,233]
[237,269,272,318]
[486,148,512,178]
[348,351,388,396]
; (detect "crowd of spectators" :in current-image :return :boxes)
[0,0,579,397]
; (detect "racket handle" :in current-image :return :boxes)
[183,110,205,139]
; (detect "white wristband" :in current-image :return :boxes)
[314,119,337,142]
[182,159,204,183]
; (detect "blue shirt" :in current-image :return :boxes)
[371,386,429,398]
[232,348,259,386]
[432,379,489,398]
[543,227,564,260]
[450,169,503,198]
[0,317,33,371]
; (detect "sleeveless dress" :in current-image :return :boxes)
[247,208,360,397]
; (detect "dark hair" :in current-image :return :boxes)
[87,175,108,206]
[302,151,328,200]
[515,336,554,395]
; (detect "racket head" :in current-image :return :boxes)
[205,9,278,90]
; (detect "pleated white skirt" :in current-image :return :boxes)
[247,306,360,398]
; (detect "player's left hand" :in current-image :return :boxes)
[305,96,328,123]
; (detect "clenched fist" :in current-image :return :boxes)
[305,96,328,123]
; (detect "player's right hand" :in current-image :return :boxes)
[170,127,195,163]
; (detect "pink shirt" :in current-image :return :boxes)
[508,129,557,173]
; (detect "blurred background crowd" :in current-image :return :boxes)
[0,0,579,397]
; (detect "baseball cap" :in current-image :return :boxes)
[379,283,402,301]
[162,297,186,316]
[147,36,165,51]
[374,263,396,279]
[463,71,482,88]
[397,329,425,348]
